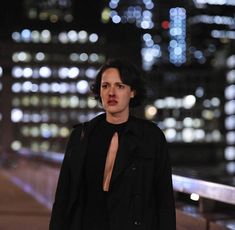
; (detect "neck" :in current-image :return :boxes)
[106,112,129,124]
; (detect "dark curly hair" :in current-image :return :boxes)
[91,58,147,108]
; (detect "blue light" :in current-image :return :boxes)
[170,40,178,48]
[112,15,121,23]
[21,29,31,42]
[143,33,152,41]
[109,2,118,8]
[168,7,187,66]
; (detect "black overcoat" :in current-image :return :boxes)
[49,113,176,230]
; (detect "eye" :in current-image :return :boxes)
[117,84,125,89]
[101,83,108,89]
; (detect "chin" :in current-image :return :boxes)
[106,109,120,114]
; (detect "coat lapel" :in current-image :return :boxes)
[109,116,143,189]
[71,113,143,193]
[70,113,106,202]
[74,113,106,178]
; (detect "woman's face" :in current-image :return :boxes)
[100,68,135,119]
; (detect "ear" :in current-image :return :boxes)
[131,90,136,98]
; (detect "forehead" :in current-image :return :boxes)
[101,68,122,82]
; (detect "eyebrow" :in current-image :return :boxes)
[101,81,125,84]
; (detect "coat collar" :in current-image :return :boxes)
[69,112,144,209]
[86,112,142,138]
[82,112,143,190]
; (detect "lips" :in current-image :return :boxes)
[107,100,118,106]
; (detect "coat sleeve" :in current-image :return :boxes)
[49,126,82,230]
[154,129,176,230]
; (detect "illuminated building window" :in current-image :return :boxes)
[141,33,161,71]
[105,0,155,29]
[193,0,235,6]
[26,0,73,22]
[224,55,235,161]
[8,26,106,153]
[169,7,187,66]
[12,29,99,44]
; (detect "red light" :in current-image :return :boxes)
[161,20,169,29]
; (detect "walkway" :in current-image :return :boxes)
[0,169,51,230]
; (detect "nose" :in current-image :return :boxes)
[108,86,115,96]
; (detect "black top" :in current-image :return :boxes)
[82,119,127,230]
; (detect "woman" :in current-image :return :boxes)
[49,58,176,230]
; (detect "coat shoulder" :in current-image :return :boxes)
[69,122,88,141]
[135,117,164,138]
[71,123,83,134]
[72,122,88,130]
